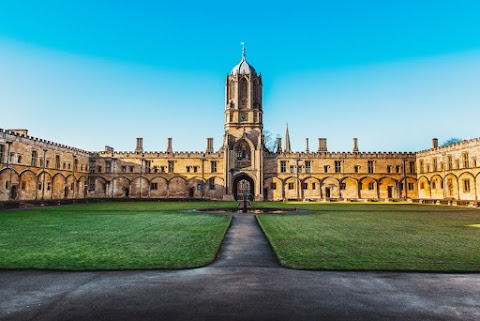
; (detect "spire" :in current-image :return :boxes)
[285,124,291,153]
[241,41,245,60]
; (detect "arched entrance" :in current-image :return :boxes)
[233,174,254,201]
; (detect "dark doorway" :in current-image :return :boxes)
[10,185,18,200]
[263,188,268,201]
[387,186,393,198]
[325,187,331,198]
[233,175,254,201]
[189,187,195,198]
[125,188,129,197]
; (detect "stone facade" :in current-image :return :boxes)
[1,51,479,203]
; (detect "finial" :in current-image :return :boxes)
[240,42,245,59]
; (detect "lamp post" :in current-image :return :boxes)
[42,148,47,201]
[72,152,77,199]
[6,141,13,201]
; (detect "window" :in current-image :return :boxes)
[0,144,4,163]
[432,158,437,172]
[151,183,158,190]
[160,166,166,173]
[74,159,78,171]
[89,178,95,191]
[209,179,215,190]
[387,166,391,173]
[298,166,303,173]
[17,155,22,164]
[280,161,286,173]
[419,161,424,173]
[335,161,341,173]
[129,166,134,173]
[31,151,37,166]
[38,183,42,190]
[153,166,158,173]
[193,166,198,173]
[302,183,308,190]
[354,165,359,173]
[367,161,374,174]
[305,161,311,173]
[21,182,26,190]
[211,161,217,173]
[463,153,469,168]
[144,161,151,173]
[447,155,453,170]
[186,166,191,173]
[408,183,414,191]
[46,160,50,168]
[55,155,61,169]
[97,166,102,173]
[455,160,459,169]
[168,161,174,173]
[340,183,346,190]
[288,182,295,190]
[409,161,415,173]
[39,159,44,168]
[463,179,471,192]
[122,166,126,173]
[89,161,95,173]
[396,165,401,173]
[271,183,276,190]
[368,182,374,190]
[324,165,329,173]
[420,182,425,190]
[290,166,295,173]
[105,161,112,173]
[63,162,67,170]
[432,182,436,189]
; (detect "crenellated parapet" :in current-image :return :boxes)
[0,128,90,156]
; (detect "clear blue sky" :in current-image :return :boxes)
[1,0,480,152]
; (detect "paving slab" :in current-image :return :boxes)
[1,213,479,321]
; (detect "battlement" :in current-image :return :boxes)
[265,150,416,159]
[94,150,224,158]
[0,128,90,156]
[416,137,480,155]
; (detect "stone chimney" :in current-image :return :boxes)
[432,138,438,149]
[167,138,173,153]
[353,138,359,152]
[305,138,309,153]
[318,138,327,152]
[276,138,282,153]
[206,138,214,153]
[135,138,143,153]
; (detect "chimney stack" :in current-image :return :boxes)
[318,138,327,152]
[167,138,173,153]
[206,138,214,153]
[432,138,438,149]
[135,138,143,153]
[305,138,309,153]
[353,138,359,152]
[276,138,282,153]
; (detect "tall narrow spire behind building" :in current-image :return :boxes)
[285,124,291,153]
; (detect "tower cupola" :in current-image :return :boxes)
[231,47,257,76]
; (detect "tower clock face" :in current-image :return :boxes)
[240,113,247,121]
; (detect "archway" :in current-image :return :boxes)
[233,174,254,201]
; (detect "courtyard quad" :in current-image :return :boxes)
[0,201,479,272]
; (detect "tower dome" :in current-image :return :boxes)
[231,47,257,76]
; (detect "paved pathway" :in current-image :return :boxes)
[1,214,479,321]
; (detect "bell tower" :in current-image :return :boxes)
[223,46,264,201]
[225,46,263,133]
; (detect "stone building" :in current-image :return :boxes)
[1,50,479,203]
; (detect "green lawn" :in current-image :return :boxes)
[257,202,480,271]
[0,202,233,270]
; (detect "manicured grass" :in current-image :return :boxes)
[257,202,480,271]
[0,202,233,270]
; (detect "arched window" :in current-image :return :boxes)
[228,81,235,101]
[253,79,259,103]
[236,141,251,167]
[239,78,248,106]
